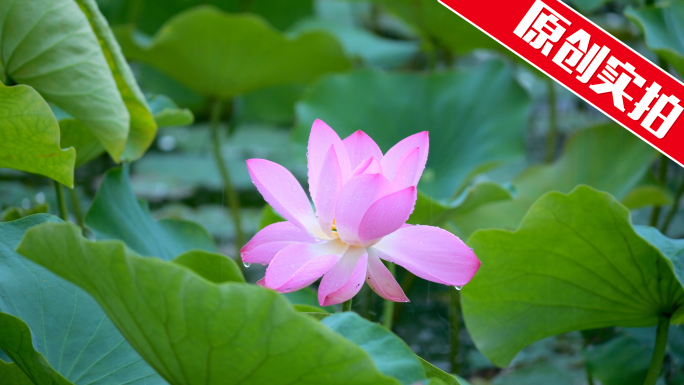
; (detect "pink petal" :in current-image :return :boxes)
[318,247,368,306]
[314,146,344,237]
[240,221,317,265]
[263,240,348,292]
[247,159,325,238]
[351,157,382,177]
[372,225,480,286]
[381,132,429,182]
[335,173,390,245]
[358,186,417,245]
[343,130,383,171]
[308,120,351,201]
[366,249,408,302]
[389,147,420,192]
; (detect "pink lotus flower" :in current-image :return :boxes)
[241,120,480,306]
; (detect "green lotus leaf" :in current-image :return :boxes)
[462,186,684,367]
[0,84,75,186]
[17,222,404,385]
[118,6,350,100]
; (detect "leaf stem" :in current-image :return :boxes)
[342,298,353,312]
[650,155,669,227]
[643,317,669,385]
[545,78,558,163]
[661,173,684,234]
[68,187,85,230]
[449,286,461,374]
[209,99,245,252]
[382,262,396,329]
[54,182,69,221]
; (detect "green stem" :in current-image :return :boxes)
[643,317,669,385]
[650,155,669,227]
[382,262,397,330]
[586,370,595,385]
[342,298,353,312]
[362,285,374,321]
[209,99,245,252]
[545,78,558,163]
[54,182,68,221]
[661,174,684,234]
[68,187,85,229]
[449,286,461,374]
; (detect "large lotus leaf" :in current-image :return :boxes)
[0,215,164,385]
[321,312,426,385]
[452,124,657,238]
[0,84,75,186]
[75,0,157,161]
[118,6,350,100]
[99,0,313,34]
[0,0,129,160]
[294,60,530,200]
[85,166,215,260]
[625,2,684,77]
[462,186,684,367]
[17,222,403,385]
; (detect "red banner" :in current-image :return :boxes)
[440,0,684,167]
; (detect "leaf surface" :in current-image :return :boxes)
[462,186,684,366]
[0,84,75,186]
[17,222,402,385]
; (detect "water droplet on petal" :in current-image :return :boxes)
[243,262,251,268]
[454,285,463,291]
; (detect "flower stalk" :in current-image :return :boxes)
[449,286,461,373]
[54,182,69,222]
[643,316,669,385]
[342,298,353,312]
[382,262,396,329]
[209,98,245,251]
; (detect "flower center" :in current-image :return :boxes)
[330,220,340,240]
